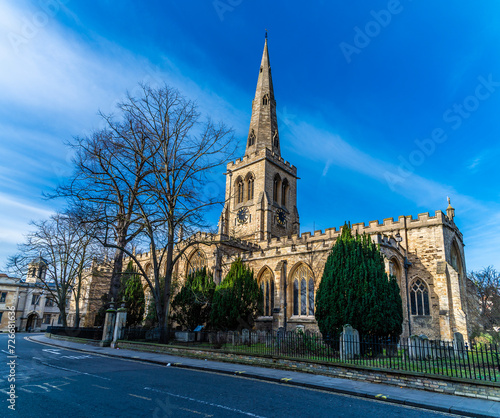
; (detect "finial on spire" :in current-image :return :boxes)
[265,29,268,39]
[447,196,451,205]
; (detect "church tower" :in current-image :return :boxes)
[220,37,300,241]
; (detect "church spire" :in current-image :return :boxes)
[245,37,280,156]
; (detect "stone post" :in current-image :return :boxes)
[111,301,128,348]
[101,300,116,346]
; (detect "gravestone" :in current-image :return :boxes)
[340,324,359,359]
[242,329,250,344]
[408,334,431,359]
[453,332,466,358]
[419,334,432,359]
[408,335,421,360]
[175,331,195,342]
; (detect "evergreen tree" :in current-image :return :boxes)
[210,258,263,330]
[118,261,146,327]
[315,223,403,338]
[170,268,215,330]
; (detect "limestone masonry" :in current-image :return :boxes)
[100,38,468,340]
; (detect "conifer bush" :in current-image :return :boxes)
[315,223,403,339]
[170,267,215,330]
[210,258,263,330]
[119,261,146,327]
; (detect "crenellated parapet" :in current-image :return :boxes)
[227,148,297,177]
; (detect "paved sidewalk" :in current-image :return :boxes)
[28,335,499,418]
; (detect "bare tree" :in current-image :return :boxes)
[467,266,500,333]
[51,115,150,303]
[54,84,235,342]
[8,212,101,328]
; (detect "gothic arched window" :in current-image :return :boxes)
[450,242,463,281]
[281,178,289,206]
[273,174,281,203]
[187,250,207,277]
[246,173,254,201]
[291,264,315,317]
[248,129,255,147]
[262,94,269,106]
[235,177,244,204]
[273,131,279,148]
[259,268,275,316]
[410,279,430,316]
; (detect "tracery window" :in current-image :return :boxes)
[410,279,430,316]
[259,269,274,316]
[262,94,269,106]
[187,250,207,276]
[246,174,254,200]
[248,129,255,147]
[291,264,315,316]
[281,178,289,206]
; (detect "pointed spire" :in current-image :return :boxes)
[245,36,280,156]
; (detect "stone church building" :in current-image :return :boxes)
[125,38,469,341]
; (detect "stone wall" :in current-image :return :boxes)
[119,209,469,341]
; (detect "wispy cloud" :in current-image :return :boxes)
[0,2,251,268]
[280,114,500,270]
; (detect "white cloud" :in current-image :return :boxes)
[0,2,251,270]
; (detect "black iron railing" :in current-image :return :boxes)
[121,328,500,382]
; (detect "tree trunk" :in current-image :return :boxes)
[159,231,175,344]
[74,302,81,328]
[108,239,126,302]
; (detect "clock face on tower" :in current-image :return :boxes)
[237,207,249,224]
[276,208,286,226]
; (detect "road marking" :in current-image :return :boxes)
[144,387,267,418]
[42,348,62,355]
[128,393,152,401]
[92,384,110,390]
[234,371,246,375]
[63,377,78,381]
[44,381,71,391]
[179,406,213,417]
[173,362,182,366]
[36,360,111,381]
[61,355,93,360]
[375,394,387,399]
[280,378,292,382]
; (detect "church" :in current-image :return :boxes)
[118,38,469,341]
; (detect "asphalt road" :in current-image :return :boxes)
[0,334,465,418]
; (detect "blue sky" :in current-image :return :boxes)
[1,0,499,272]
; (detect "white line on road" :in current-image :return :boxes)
[144,387,267,418]
[35,360,111,381]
